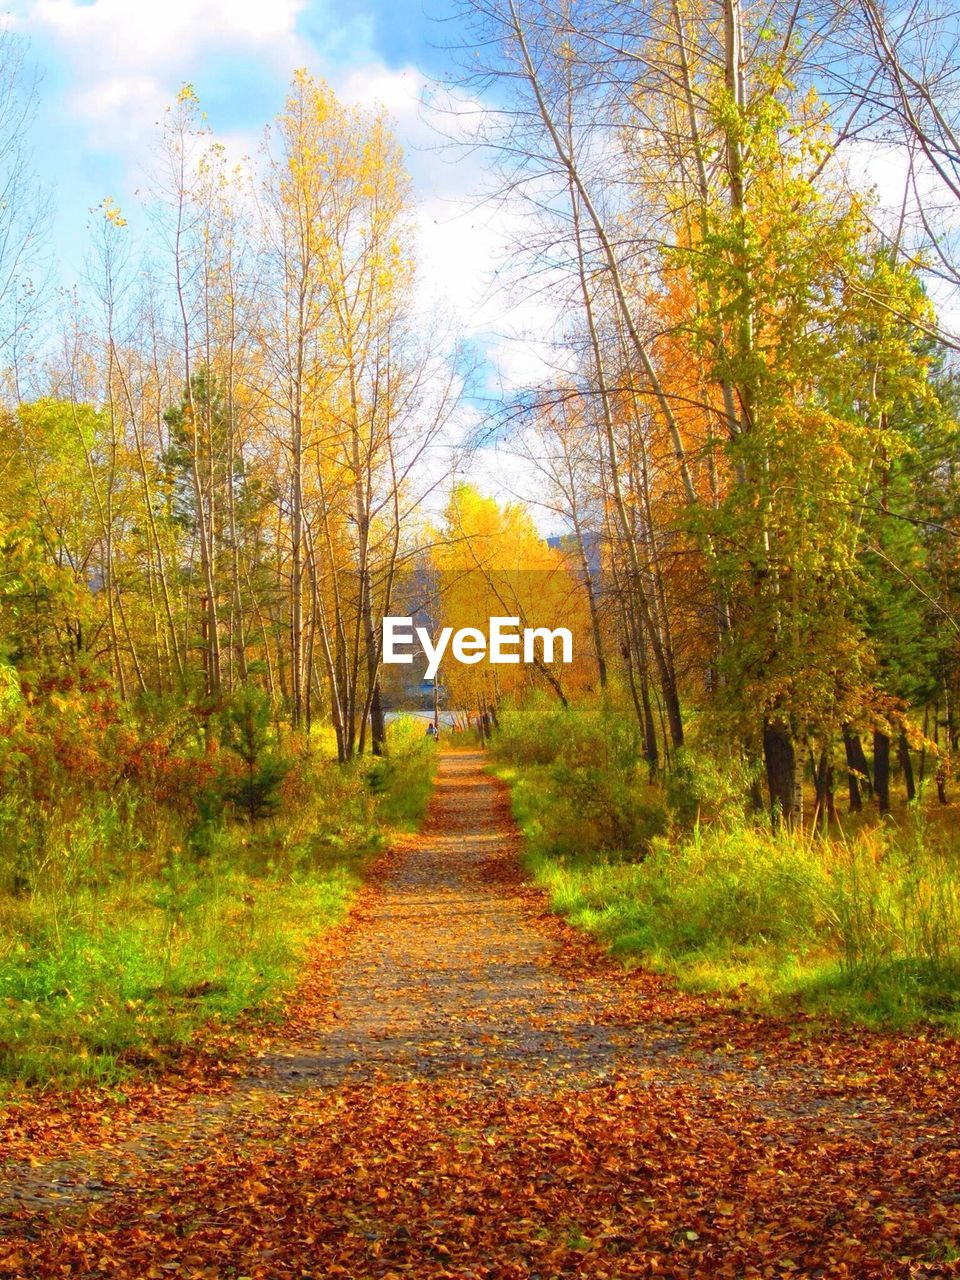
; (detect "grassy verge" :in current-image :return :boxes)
[368,716,440,829]
[495,743,960,1032]
[0,718,436,1089]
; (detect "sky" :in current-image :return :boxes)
[5,0,551,386]
[4,1,953,530]
[11,0,458,234]
[4,0,566,520]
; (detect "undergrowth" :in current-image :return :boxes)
[0,716,435,1088]
[492,699,960,1031]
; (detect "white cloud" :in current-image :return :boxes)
[333,69,517,329]
[840,137,943,211]
[482,334,572,394]
[15,0,576,473]
[15,0,312,139]
[71,73,165,142]
[414,183,572,392]
[332,70,576,394]
[22,0,558,368]
[839,136,960,338]
[448,440,564,536]
[210,128,261,172]
[28,0,306,66]
[339,63,428,120]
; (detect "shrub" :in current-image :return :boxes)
[830,821,960,989]
[367,716,438,830]
[496,702,960,1026]
[493,695,645,773]
[665,746,754,826]
[0,706,439,1087]
[220,685,292,822]
[492,697,665,858]
[543,762,667,857]
[628,825,834,951]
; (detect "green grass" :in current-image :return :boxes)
[0,848,362,1087]
[0,718,436,1089]
[367,715,438,830]
[497,761,960,1031]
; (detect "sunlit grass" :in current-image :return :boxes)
[0,855,362,1087]
[494,722,960,1031]
[0,718,436,1089]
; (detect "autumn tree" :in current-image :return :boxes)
[433,484,594,714]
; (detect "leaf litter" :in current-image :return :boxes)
[1,751,958,1278]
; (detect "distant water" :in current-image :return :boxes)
[384,709,459,727]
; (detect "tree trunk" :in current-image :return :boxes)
[630,608,659,780]
[812,749,837,833]
[843,724,871,812]
[874,729,891,813]
[563,129,683,747]
[290,407,304,728]
[936,763,948,805]
[369,679,386,756]
[748,773,765,813]
[571,508,606,690]
[763,719,797,828]
[897,730,916,802]
[639,665,658,783]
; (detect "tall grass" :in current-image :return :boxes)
[493,697,669,856]
[0,857,357,1086]
[493,701,960,1028]
[367,715,439,829]
[0,718,436,1088]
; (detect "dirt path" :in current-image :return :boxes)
[258,749,690,1095]
[1,750,958,1278]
